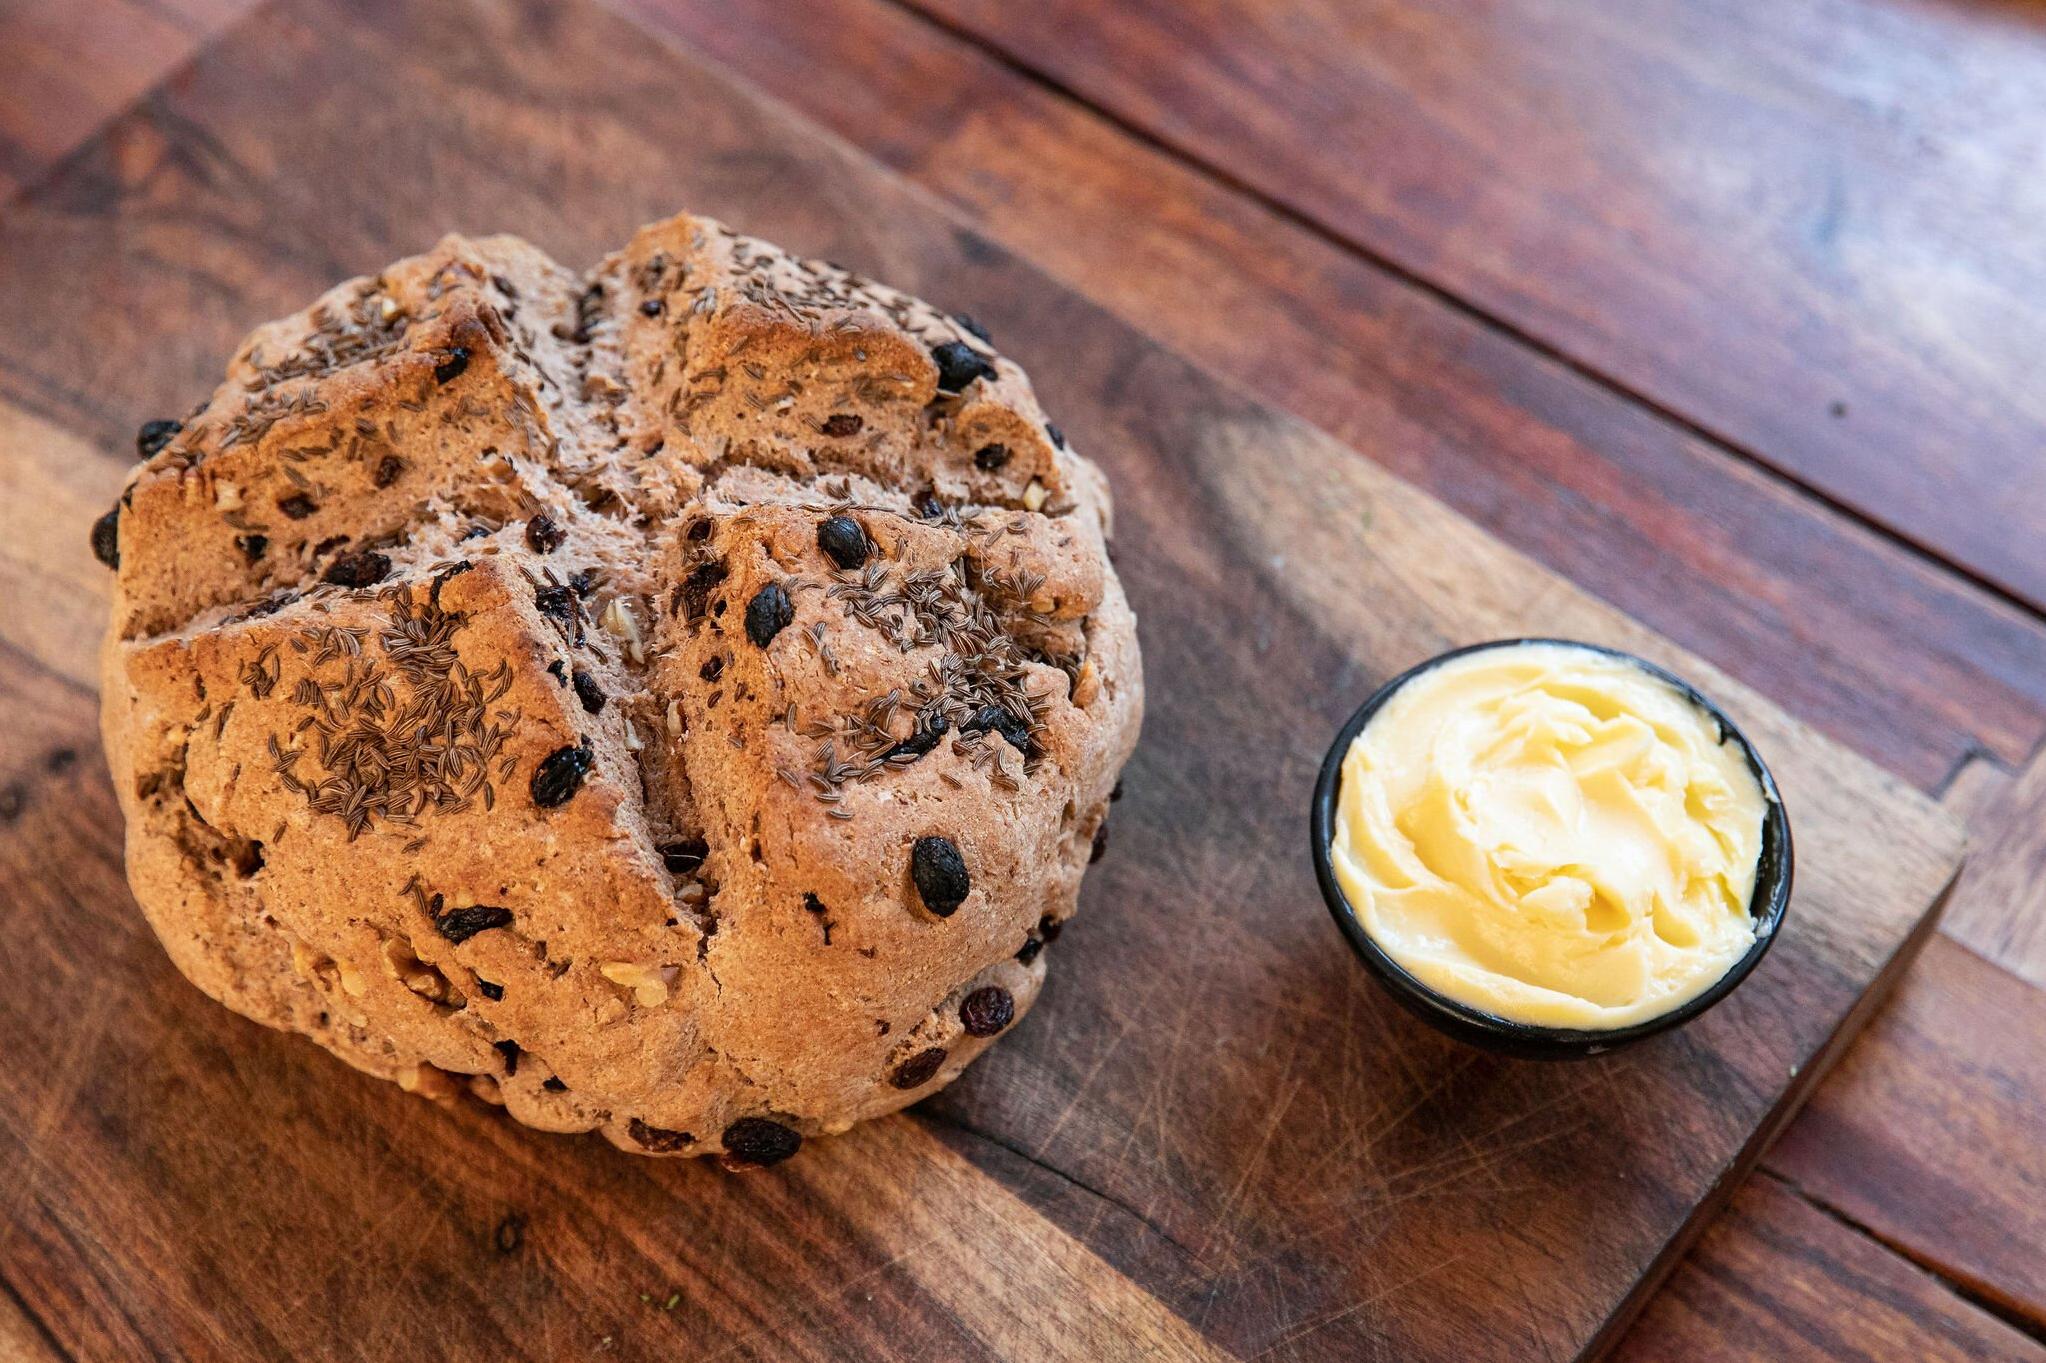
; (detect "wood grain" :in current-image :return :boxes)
[0,1281,62,1363]
[1770,935,2046,1331]
[896,0,2046,614]
[1934,749,2046,987]
[1612,1173,2046,1363]
[0,398,119,691]
[0,0,1968,1358]
[611,0,2046,795]
[1939,752,2016,833]
[0,0,260,206]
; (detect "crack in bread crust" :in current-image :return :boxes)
[98,211,1142,1159]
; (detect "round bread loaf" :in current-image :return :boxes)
[95,212,1141,1162]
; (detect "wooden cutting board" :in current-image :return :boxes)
[0,1,1962,1359]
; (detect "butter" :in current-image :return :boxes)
[1329,642,1768,1030]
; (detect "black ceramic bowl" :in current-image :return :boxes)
[1309,638,1793,1059]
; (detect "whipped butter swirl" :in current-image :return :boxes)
[1330,642,1768,1030]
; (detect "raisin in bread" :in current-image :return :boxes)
[94,211,1141,1163]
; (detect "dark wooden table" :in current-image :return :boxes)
[3,1,2044,1358]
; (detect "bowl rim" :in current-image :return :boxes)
[1308,637,1795,1058]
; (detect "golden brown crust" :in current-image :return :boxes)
[97,212,1141,1159]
